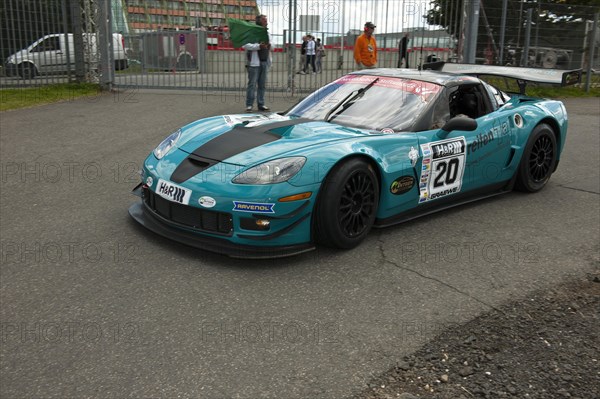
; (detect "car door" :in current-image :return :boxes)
[30,35,65,74]
[415,83,513,204]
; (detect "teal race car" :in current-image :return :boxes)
[129,63,580,258]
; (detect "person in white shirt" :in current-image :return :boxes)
[242,14,271,111]
[304,35,317,74]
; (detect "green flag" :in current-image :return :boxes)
[227,18,269,48]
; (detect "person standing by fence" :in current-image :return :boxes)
[305,35,317,74]
[243,14,271,112]
[398,33,409,68]
[316,38,325,73]
[297,35,308,74]
[354,22,377,69]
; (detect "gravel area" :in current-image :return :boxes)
[355,272,600,399]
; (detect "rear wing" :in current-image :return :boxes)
[423,62,582,94]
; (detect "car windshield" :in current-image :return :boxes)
[286,74,442,131]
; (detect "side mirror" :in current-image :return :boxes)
[437,117,477,138]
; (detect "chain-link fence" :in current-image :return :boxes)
[2,0,599,93]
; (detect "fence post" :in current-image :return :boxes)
[62,0,72,82]
[521,8,533,67]
[70,0,86,82]
[98,0,114,90]
[498,0,508,65]
[585,12,599,93]
[463,0,480,64]
[197,30,207,74]
[339,0,345,70]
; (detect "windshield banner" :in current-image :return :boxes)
[334,75,441,97]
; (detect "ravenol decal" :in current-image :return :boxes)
[233,201,275,214]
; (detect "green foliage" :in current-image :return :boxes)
[425,0,599,51]
[480,73,600,97]
[0,83,102,111]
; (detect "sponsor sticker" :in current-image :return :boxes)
[198,196,216,208]
[419,136,467,203]
[333,75,442,97]
[155,179,192,205]
[390,176,415,195]
[146,176,153,187]
[232,201,275,214]
[223,114,273,127]
[408,146,419,167]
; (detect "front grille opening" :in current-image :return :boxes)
[143,188,233,236]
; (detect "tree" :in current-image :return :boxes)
[425,0,599,63]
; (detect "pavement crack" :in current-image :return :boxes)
[558,185,599,195]
[378,238,505,314]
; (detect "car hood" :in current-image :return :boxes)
[7,49,27,63]
[176,113,373,166]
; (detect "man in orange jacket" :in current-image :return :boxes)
[354,22,377,69]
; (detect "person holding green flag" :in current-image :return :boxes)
[241,14,271,112]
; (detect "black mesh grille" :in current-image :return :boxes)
[144,188,233,236]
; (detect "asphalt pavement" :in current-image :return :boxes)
[0,91,598,398]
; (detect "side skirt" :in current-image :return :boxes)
[374,181,512,228]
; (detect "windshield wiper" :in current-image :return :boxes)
[325,77,380,123]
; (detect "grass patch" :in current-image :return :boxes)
[0,83,102,111]
[526,84,600,98]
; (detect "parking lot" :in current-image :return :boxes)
[0,92,598,398]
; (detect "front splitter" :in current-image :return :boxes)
[128,202,316,259]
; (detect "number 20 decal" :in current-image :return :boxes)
[433,158,460,188]
[419,137,467,203]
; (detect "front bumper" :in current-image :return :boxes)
[128,186,316,259]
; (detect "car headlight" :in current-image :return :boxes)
[153,129,181,159]
[232,157,306,184]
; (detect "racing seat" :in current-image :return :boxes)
[459,92,479,119]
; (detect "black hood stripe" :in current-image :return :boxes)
[170,118,311,184]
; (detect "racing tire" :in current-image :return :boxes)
[314,158,379,249]
[19,64,37,80]
[515,123,557,193]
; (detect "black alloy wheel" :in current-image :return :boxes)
[314,158,379,249]
[515,123,557,192]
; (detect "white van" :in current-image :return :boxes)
[5,33,128,79]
